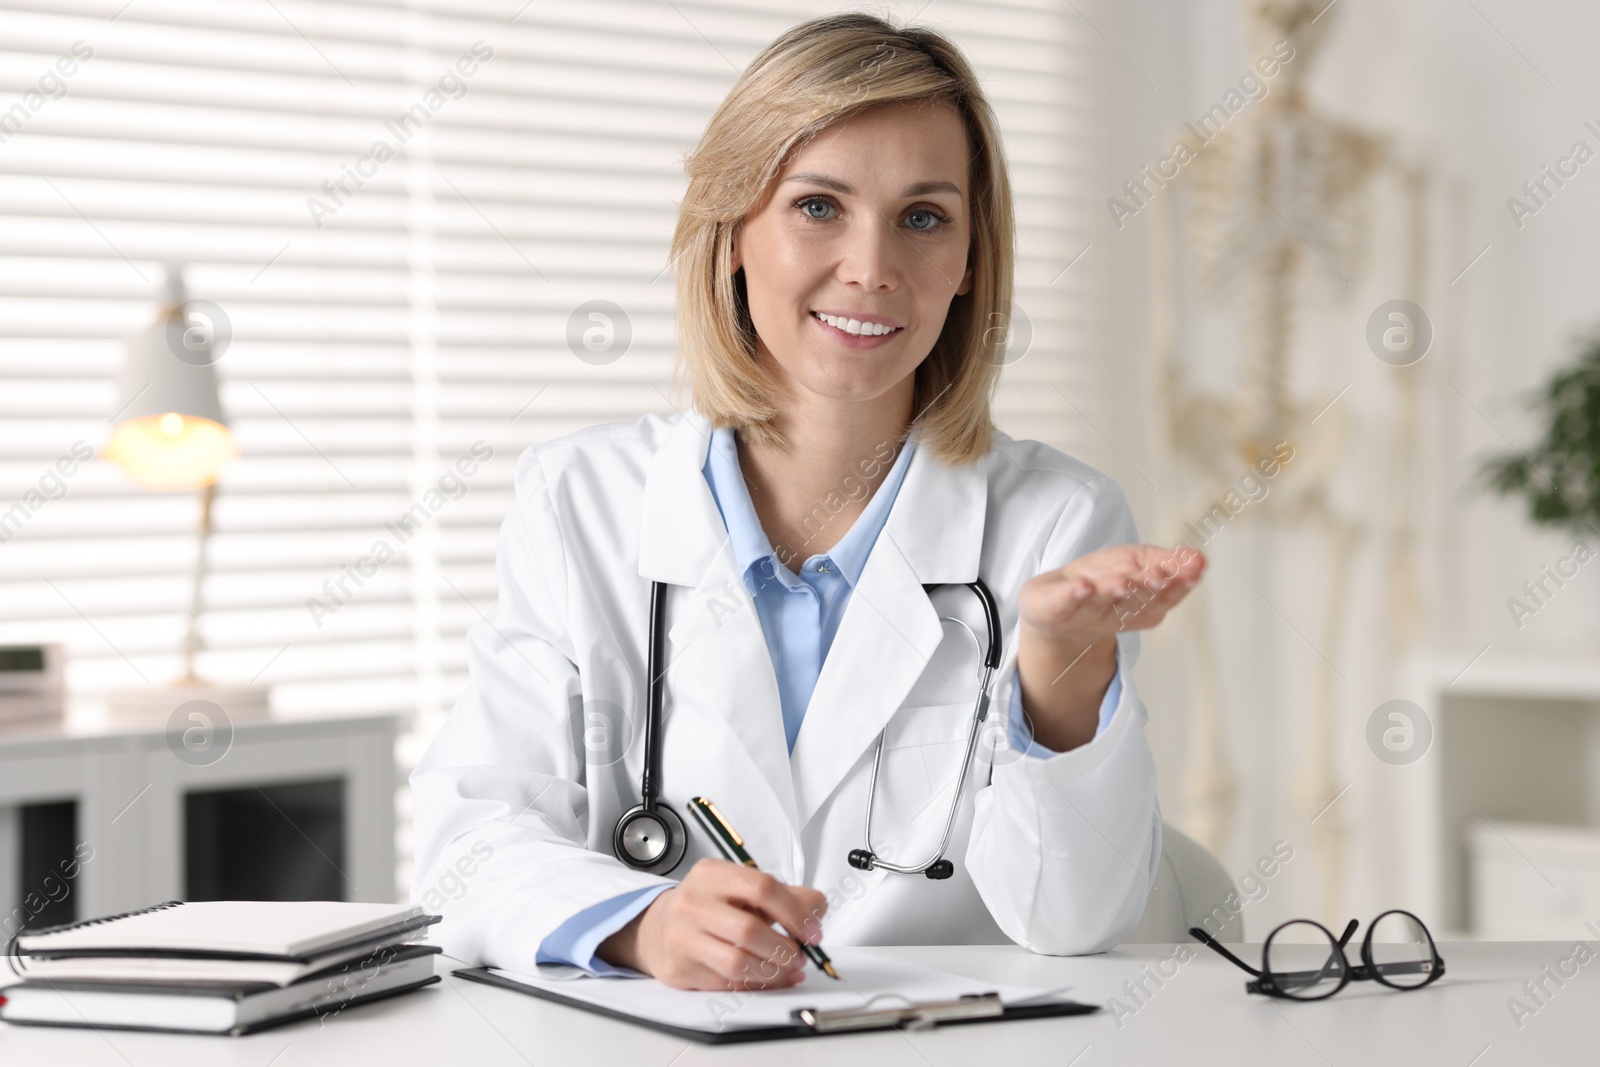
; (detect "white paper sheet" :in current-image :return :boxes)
[491,948,1066,1033]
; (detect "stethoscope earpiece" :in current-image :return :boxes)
[848,849,955,879]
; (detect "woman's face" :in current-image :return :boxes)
[731,100,974,410]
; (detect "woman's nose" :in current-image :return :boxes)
[834,212,903,290]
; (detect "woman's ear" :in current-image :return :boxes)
[955,263,974,297]
[730,222,742,275]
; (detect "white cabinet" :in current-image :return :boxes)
[1400,652,1600,937]
[0,713,399,933]
[1469,821,1600,939]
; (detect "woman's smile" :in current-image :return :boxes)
[808,309,906,349]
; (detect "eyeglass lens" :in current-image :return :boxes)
[1367,911,1436,989]
[1263,920,1348,999]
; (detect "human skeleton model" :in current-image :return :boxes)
[1143,0,1426,918]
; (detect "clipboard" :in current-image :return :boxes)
[453,966,1098,1045]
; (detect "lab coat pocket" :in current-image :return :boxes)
[873,701,973,845]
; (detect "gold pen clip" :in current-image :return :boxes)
[693,796,743,846]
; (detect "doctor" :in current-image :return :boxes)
[410,13,1205,993]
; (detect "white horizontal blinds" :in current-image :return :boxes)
[424,0,1106,730]
[0,0,442,720]
[0,0,1102,844]
[972,2,1107,451]
[908,2,1106,450]
[422,0,811,749]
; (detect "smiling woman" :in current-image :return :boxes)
[410,11,1205,996]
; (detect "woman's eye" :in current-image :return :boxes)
[794,197,950,233]
[798,196,835,220]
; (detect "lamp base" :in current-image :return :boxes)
[106,680,271,727]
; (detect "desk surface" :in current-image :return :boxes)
[0,941,1588,1065]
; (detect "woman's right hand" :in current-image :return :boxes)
[596,858,828,990]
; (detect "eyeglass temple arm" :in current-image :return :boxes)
[1188,926,1261,977]
[1337,918,1359,948]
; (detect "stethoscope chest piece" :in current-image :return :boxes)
[613,802,687,875]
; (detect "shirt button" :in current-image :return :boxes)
[816,561,830,573]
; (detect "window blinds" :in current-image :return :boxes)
[0,0,1105,895]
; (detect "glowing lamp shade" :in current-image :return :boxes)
[104,412,236,491]
[102,296,237,491]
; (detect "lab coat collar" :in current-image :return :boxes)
[638,408,989,835]
[637,408,725,586]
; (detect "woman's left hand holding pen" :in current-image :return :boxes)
[597,858,829,990]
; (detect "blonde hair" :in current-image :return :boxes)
[669,12,1015,465]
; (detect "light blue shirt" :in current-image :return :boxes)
[535,425,1120,974]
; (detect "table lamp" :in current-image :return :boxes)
[103,265,270,724]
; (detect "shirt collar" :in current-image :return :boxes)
[701,424,917,588]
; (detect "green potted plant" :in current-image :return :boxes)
[1482,325,1600,535]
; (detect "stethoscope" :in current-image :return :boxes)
[612,577,1001,881]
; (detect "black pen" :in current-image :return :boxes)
[686,795,839,980]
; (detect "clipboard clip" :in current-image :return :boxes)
[791,991,1004,1033]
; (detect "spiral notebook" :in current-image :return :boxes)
[1,901,443,1035]
[7,900,438,963]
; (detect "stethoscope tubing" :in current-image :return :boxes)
[856,580,998,875]
[617,577,1000,879]
[640,577,668,812]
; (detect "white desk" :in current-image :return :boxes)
[0,940,1590,1064]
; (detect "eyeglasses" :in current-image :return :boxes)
[1189,909,1446,1000]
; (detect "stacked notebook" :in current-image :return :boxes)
[0,900,441,1035]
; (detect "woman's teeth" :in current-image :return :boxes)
[812,311,901,337]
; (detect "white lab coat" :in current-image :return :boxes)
[409,408,1162,973]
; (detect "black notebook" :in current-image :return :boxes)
[1,942,441,1035]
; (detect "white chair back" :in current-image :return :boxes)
[1127,822,1243,943]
